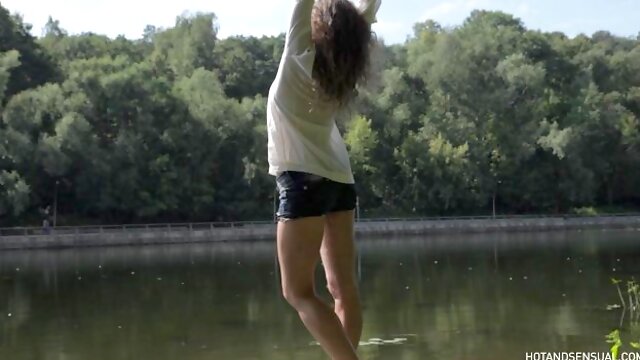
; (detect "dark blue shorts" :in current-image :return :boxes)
[276,171,357,221]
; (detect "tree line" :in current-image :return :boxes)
[1,5,639,226]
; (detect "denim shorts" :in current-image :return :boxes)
[276,171,357,221]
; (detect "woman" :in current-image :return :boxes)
[267,0,381,359]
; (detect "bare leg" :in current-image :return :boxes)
[277,216,358,360]
[321,210,362,348]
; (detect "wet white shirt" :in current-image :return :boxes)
[267,0,381,184]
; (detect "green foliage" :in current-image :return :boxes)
[0,50,20,104]
[0,2,639,225]
[606,278,640,359]
[213,35,284,99]
[345,115,378,174]
[606,330,622,360]
[149,13,218,77]
[572,207,598,216]
[0,170,30,217]
[0,6,58,98]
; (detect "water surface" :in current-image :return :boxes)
[1,229,639,359]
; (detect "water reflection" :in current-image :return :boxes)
[1,229,639,359]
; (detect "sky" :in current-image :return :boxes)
[2,0,639,44]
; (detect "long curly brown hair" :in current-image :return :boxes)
[311,0,373,105]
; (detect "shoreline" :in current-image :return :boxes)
[1,215,639,251]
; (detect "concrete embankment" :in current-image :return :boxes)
[1,215,639,250]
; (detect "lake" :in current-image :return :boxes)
[1,229,639,359]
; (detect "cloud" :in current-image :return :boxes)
[373,20,408,42]
[421,0,493,23]
[424,1,458,18]
[515,2,532,16]
[421,0,538,27]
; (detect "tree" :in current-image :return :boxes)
[150,13,218,77]
[0,170,30,218]
[213,35,284,99]
[0,50,20,105]
[42,16,67,38]
[2,6,640,225]
[344,115,379,210]
[0,4,58,97]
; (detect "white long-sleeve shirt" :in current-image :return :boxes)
[267,0,381,184]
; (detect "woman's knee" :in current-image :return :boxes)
[326,276,358,303]
[282,283,316,309]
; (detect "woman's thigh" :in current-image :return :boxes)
[277,216,325,296]
[320,210,358,297]
[275,171,358,294]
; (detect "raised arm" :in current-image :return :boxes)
[358,0,382,24]
[285,0,315,55]
[284,0,380,55]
